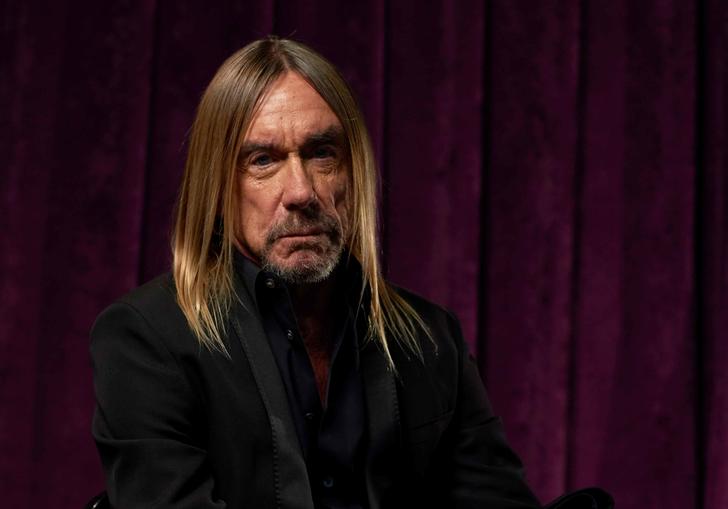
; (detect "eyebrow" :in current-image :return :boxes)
[300,126,346,152]
[239,125,346,160]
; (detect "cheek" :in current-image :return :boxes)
[331,173,351,226]
[237,180,276,249]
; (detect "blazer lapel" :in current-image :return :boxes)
[360,340,401,509]
[230,277,314,509]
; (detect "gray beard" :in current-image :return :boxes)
[261,240,343,285]
[260,207,344,285]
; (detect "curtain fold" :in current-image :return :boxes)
[572,3,697,508]
[384,0,484,349]
[2,1,157,506]
[702,1,728,508]
[484,0,581,498]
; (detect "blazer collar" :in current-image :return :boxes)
[360,339,401,509]
[229,272,314,509]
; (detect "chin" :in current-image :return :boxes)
[264,246,342,285]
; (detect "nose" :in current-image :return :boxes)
[281,154,316,210]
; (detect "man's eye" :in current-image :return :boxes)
[312,146,336,159]
[250,154,273,167]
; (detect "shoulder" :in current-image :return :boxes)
[90,273,196,359]
[113,272,178,318]
[383,284,467,434]
[384,282,466,373]
[387,282,463,345]
[93,273,181,329]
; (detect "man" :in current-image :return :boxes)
[91,37,541,509]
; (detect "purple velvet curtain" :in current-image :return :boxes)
[1,1,725,508]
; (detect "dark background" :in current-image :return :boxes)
[2,1,726,508]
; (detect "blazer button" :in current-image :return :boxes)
[322,476,334,488]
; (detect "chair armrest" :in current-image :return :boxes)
[84,492,111,509]
[544,487,614,509]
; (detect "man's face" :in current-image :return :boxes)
[235,72,350,284]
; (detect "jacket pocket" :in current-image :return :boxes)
[407,409,453,446]
[405,410,453,477]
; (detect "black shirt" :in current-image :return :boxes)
[235,252,367,509]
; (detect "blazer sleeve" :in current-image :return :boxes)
[436,311,542,509]
[90,301,226,509]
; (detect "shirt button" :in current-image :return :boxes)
[265,278,276,289]
[322,476,334,488]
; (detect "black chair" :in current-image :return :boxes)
[545,487,614,509]
[84,492,110,509]
[85,487,613,508]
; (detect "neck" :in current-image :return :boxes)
[289,276,340,405]
[288,276,338,338]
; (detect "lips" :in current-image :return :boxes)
[277,229,325,239]
[264,210,342,250]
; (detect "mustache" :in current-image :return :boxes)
[264,208,343,247]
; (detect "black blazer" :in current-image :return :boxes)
[91,272,541,509]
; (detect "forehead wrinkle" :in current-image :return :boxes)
[244,123,344,154]
[243,72,342,151]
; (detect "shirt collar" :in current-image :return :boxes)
[233,250,367,367]
[232,249,366,313]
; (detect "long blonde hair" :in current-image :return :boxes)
[172,37,429,367]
